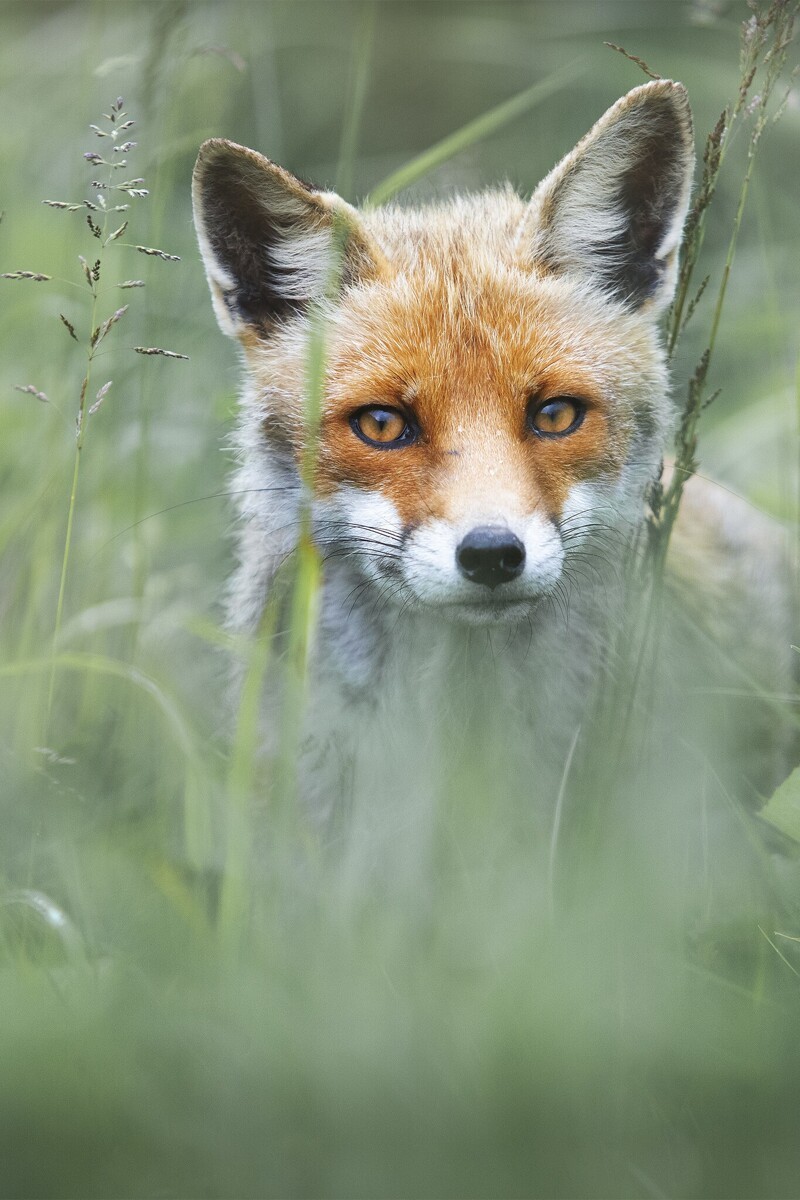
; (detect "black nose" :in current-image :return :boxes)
[456,526,526,589]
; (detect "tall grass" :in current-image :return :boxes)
[2,97,186,729]
[580,0,800,816]
[0,2,798,1197]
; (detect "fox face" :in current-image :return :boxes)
[193,82,694,628]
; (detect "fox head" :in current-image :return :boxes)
[193,81,694,624]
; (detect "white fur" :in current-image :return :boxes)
[192,215,240,338]
[315,480,573,623]
[268,229,334,301]
[403,513,563,616]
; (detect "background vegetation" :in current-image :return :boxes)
[0,1,798,1196]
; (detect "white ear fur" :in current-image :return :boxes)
[192,140,386,339]
[522,81,695,313]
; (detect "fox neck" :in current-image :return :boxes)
[313,547,619,700]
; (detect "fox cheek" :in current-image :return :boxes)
[313,487,406,585]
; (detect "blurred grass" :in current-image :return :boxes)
[0,1,799,1197]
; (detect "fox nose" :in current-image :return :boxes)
[456,526,526,589]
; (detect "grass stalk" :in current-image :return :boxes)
[219,587,284,948]
[655,3,795,573]
[34,97,178,733]
[577,1,798,823]
[49,414,84,723]
[335,1,376,202]
[274,311,327,810]
[364,60,581,208]
[46,241,107,732]
[272,18,376,812]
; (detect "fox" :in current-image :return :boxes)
[192,81,796,826]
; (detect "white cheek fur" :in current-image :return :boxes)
[558,482,603,545]
[312,478,628,609]
[313,486,404,584]
[559,474,645,543]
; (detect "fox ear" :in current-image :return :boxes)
[523,81,694,313]
[192,139,386,338]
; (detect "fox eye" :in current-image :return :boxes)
[351,406,416,449]
[527,396,585,438]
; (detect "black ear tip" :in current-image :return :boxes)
[194,138,260,176]
[197,138,227,160]
[628,78,688,100]
[658,80,691,115]
[194,138,230,181]
[636,79,693,128]
[617,80,694,160]
[198,136,247,155]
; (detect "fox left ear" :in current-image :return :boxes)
[522,80,694,313]
[192,139,387,339]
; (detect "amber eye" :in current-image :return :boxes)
[527,396,585,438]
[350,406,416,449]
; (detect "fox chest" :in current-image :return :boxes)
[297,607,596,821]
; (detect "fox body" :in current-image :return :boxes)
[193,82,795,817]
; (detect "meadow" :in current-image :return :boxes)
[0,1,799,1196]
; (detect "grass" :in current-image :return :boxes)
[0,2,799,1197]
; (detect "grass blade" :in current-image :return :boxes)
[364,59,582,208]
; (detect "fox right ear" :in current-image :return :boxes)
[522,80,695,313]
[192,139,386,338]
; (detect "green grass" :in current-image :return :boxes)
[1,2,799,1197]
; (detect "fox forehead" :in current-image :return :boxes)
[251,188,667,412]
[326,254,662,412]
[245,202,668,523]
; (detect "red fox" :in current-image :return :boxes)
[193,82,796,818]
